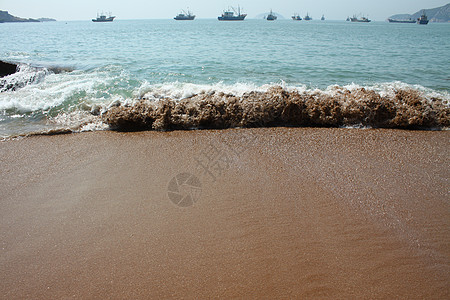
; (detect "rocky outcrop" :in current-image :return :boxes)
[103,86,450,131]
[0,61,17,77]
[0,10,40,23]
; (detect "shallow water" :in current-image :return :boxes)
[0,20,449,136]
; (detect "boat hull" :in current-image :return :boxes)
[92,17,115,22]
[174,16,195,20]
[388,19,415,23]
[218,16,246,21]
[351,18,370,22]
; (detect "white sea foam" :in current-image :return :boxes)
[136,81,450,106]
[0,67,119,112]
[49,111,108,132]
[138,81,277,101]
[0,64,48,93]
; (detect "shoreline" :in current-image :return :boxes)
[3,124,449,141]
[1,127,449,298]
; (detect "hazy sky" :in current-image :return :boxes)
[1,0,448,21]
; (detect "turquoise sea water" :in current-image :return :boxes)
[0,19,449,136]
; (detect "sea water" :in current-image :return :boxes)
[0,19,449,136]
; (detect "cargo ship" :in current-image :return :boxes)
[388,18,415,23]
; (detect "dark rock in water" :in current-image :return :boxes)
[0,61,17,77]
[47,66,74,74]
[0,61,74,93]
[0,63,49,93]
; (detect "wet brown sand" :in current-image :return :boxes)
[1,128,449,298]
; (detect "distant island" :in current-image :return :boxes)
[37,17,57,22]
[0,10,56,23]
[389,3,450,22]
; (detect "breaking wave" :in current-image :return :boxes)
[1,78,449,138]
[0,64,50,93]
[103,84,449,131]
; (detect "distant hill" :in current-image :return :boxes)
[0,10,51,23]
[389,3,450,22]
[255,12,285,20]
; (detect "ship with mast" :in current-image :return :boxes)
[417,11,429,24]
[174,9,195,20]
[266,9,277,21]
[292,14,302,21]
[218,6,247,21]
[304,13,312,20]
[92,12,115,22]
[350,15,371,22]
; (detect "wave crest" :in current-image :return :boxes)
[103,85,450,131]
[0,64,49,93]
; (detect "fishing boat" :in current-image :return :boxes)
[321,15,325,21]
[304,13,312,20]
[346,16,350,21]
[350,15,371,22]
[266,9,277,21]
[388,18,415,23]
[417,11,429,24]
[292,14,302,21]
[174,9,195,20]
[92,12,115,22]
[218,6,247,21]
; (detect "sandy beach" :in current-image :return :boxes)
[1,127,449,298]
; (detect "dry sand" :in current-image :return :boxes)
[0,127,449,298]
